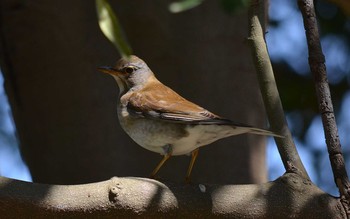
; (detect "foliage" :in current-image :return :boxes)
[169,0,205,13]
[96,0,132,57]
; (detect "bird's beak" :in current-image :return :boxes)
[98,66,122,77]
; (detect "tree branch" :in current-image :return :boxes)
[297,0,350,206]
[247,0,310,180]
[0,174,344,218]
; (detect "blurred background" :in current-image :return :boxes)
[0,0,349,196]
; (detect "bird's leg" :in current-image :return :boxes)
[185,148,199,183]
[150,145,172,178]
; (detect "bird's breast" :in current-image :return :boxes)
[117,106,189,154]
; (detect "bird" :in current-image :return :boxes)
[99,55,282,182]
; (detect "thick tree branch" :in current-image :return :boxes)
[297,0,350,205]
[247,0,310,180]
[0,174,344,218]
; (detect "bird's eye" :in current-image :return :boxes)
[124,66,135,74]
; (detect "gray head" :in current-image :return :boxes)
[98,55,155,94]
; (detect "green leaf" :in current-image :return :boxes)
[169,0,204,13]
[96,0,132,58]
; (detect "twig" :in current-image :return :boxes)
[247,0,310,180]
[297,0,350,201]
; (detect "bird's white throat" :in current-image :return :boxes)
[112,75,126,95]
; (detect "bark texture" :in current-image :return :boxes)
[0,174,345,218]
[0,0,268,184]
[298,0,350,203]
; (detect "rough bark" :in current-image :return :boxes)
[0,174,345,218]
[297,0,350,207]
[0,0,267,184]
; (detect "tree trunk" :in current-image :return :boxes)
[0,0,267,184]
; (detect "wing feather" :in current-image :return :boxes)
[123,81,249,126]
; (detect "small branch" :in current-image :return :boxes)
[0,175,344,218]
[297,0,350,202]
[247,0,310,180]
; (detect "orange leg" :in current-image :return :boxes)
[150,152,172,178]
[185,148,199,183]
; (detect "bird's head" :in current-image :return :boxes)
[98,55,154,94]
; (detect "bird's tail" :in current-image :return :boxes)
[247,127,284,138]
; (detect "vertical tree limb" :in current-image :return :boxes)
[297,0,350,203]
[247,0,310,179]
[247,0,310,180]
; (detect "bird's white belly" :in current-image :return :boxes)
[118,107,250,156]
[127,120,185,154]
[118,112,189,154]
[171,125,240,155]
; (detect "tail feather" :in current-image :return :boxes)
[246,127,284,138]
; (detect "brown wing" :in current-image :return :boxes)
[123,80,244,125]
